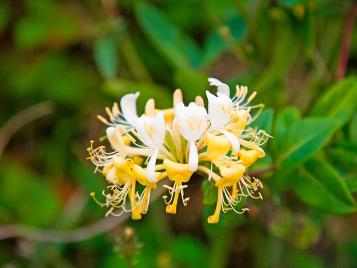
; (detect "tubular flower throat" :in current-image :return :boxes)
[87,78,271,223]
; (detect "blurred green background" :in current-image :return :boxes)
[1,0,357,267]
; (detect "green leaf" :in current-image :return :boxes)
[312,77,357,127]
[293,159,356,214]
[135,2,202,70]
[346,178,357,193]
[349,113,357,144]
[305,159,355,205]
[201,180,217,205]
[94,36,118,80]
[327,146,357,167]
[252,108,274,133]
[273,106,300,154]
[277,118,337,170]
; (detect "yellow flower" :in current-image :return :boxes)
[163,159,194,214]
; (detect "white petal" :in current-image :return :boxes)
[208,77,230,96]
[220,130,240,154]
[135,113,166,149]
[106,126,123,151]
[146,149,159,182]
[174,102,185,122]
[120,92,139,126]
[151,112,166,148]
[206,91,232,130]
[134,116,153,147]
[188,141,198,171]
[174,102,208,142]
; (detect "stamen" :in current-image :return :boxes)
[97,115,110,125]
[112,102,120,117]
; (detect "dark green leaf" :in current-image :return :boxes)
[94,36,118,79]
[349,113,357,144]
[277,118,337,170]
[305,159,355,206]
[273,106,300,154]
[312,77,357,127]
[293,159,356,214]
[135,2,202,69]
[346,178,357,193]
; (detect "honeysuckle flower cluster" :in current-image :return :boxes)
[88,78,271,223]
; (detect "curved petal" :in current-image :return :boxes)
[206,91,232,130]
[120,92,139,126]
[151,112,166,148]
[135,113,166,149]
[174,102,208,142]
[220,130,240,154]
[188,141,198,171]
[208,77,230,96]
[146,149,159,182]
[134,115,153,147]
[106,126,124,151]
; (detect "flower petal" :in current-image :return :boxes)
[206,91,232,130]
[188,141,198,171]
[208,77,230,96]
[175,102,208,142]
[146,149,159,182]
[106,126,124,151]
[120,92,140,126]
[135,112,166,149]
[151,112,166,148]
[220,129,240,154]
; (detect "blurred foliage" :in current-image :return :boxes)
[0,0,357,267]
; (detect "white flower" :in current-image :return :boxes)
[174,102,208,171]
[120,92,140,127]
[208,78,230,96]
[106,126,126,152]
[207,78,240,154]
[107,93,166,183]
[135,112,166,182]
[206,90,232,130]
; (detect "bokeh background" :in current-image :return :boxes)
[1,0,357,267]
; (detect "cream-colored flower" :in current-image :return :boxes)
[88,78,271,224]
[174,102,208,171]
